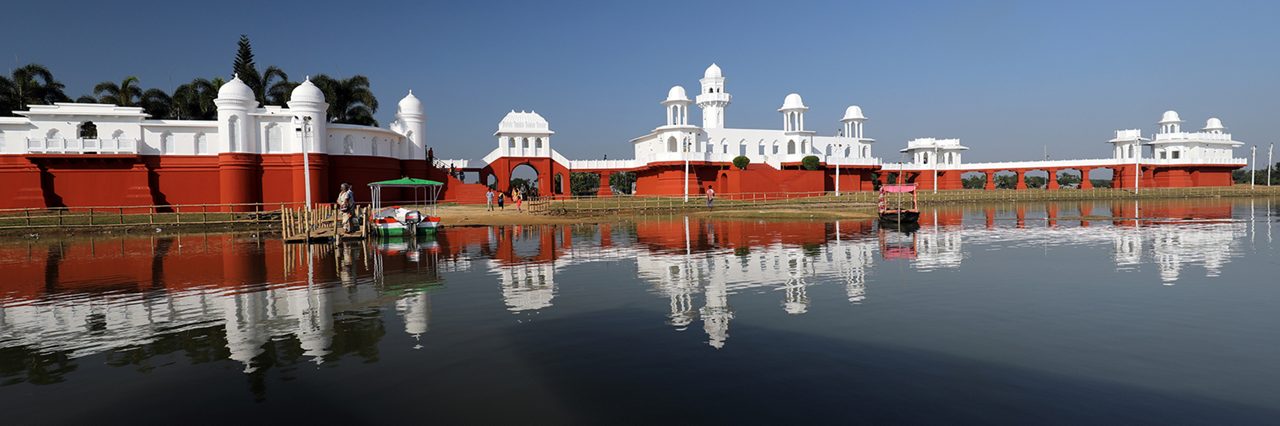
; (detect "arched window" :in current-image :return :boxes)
[739,141,748,157]
[922,152,929,164]
[508,137,516,149]
[77,122,97,139]
[946,152,953,164]
[161,132,174,154]
[825,145,832,156]
[194,133,208,154]
[372,138,379,156]
[861,146,869,158]
[227,116,239,151]
[667,137,678,153]
[265,123,282,153]
[343,135,354,154]
[1127,145,1133,158]
[521,138,529,149]
[787,140,796,155]
[535,138,543,149]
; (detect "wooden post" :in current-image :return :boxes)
[119,207,125,225]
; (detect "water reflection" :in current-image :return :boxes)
[0,197,1274,386]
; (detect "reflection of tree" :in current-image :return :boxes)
[0,347,78,386]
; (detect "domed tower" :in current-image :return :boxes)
[1158,110,1182,134]
[779,93,808,133]
[394,90,427,160]
[696,63,731,129]
[662,85,693,127]
[1203,117,1225,134]
[287,76,329,154]
[841,105,867,139]
[213,74,257,153]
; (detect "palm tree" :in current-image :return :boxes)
[94,76,143,106]
[140,88,174,119]
[261,66,294,106]
[172,77,221,120]
[0,63,71,115]
[312,74,379,125]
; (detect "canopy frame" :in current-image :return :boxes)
[368,177,444,215]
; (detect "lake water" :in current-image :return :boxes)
[1,198,1278,423]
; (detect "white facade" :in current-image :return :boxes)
[0,74,428,161]
[900,137,968,166]
[629,64,879,169]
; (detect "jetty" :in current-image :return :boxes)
[281,204,370,243]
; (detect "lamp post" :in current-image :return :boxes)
[932,146,939,194]
[1268,143,1273,187]
[835,142,843,197]
[683,133,692,203]
[1134,138,1140,194]
[1251,145,1257,188]
[295,116,314,210]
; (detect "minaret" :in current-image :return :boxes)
[662,86,692,127]
[395,90,427,160]
[779,93,808,133]
[1158,110,1182,134]
[696,63,731,129]
[287,76,329,153]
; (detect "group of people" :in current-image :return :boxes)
[485,188,525,212]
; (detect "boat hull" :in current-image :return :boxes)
[878,211,920,224]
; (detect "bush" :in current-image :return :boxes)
[801,155,821,170]
[732,156,750,170]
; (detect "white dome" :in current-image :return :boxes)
[665,85,689,102]
[290,76,326,104]
[216,74,255,102]
[842,105,866,121]
[704,63,722,79]
[1204,117,1225,131]
[397,90,424,115]
[497,110,552,134]
[1159,110,1182,124]
[779,93,806,110]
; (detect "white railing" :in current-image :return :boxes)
[896,156,1248,171]
[26,138,138,154]
[567,159,643,170]
[1152,131,1236,143]
[433,159,470,169]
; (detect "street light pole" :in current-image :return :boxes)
[683,134,691,203]
[933,146,939,194]
[1268,143,1274,187]
[296,116,313,210]
[1251,145,1257,188]
[835,142,842,197]
[1134,138,1140,194]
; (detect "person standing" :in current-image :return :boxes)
[485,188,494,211]
[497,192,505,210]
[336,183,356,233]
[515,189,523,212]
[705,185,715,209]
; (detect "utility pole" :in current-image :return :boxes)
[835,142,842,197]
[932,146,938,194]
[1134,138,1140,194]
[296,116,313,210]
[1268,143,1274,187]
[1251,145,1257,188]
[683,133,691,203]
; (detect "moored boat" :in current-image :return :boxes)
[878,183,920,225]
[368,177,445,237]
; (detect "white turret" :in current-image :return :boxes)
[213,74,257,153]
[779,93,808,133]
[287,76,329,153]
[394,90,427,160]
[1158,110,1182,134]
[696,63,731,129]
[662,85,693,127]
[841,105,867,139]
[1203,117,1225,134]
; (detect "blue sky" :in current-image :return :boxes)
[5,0,1277,162]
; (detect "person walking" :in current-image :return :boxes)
[485,188,494,211]
[515,189,523,212]
[336,182,356,233]
[497,192,505,210]
[705,185,715,209]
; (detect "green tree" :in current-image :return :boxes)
[1091,179,1112,188]
[570,172,600,195]
[140,88,174,119]
[172,78,222,120]
[801,155,820,170]
[995,174,1017,189]
[962,174,986,189]
[0,64,70,115]
[510,178,537,197]
[1025,175,1046,189]
[609,171,636,194]
[1056,171,1081,188]
[732,155,750,170]
[94,76,143,106]
[232,35,293,106]
[311,74,379,125]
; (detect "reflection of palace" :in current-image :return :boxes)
[0,198,1264,370]
[0,236,438,374]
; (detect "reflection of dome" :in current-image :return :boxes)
[1159,110,1182,124]
[217,75,255,101]
[397,90,424,115]
[779,93,806,110]
[1203,117,1225,131]
[290,76,326,104]
[703,63,722,79]
[842,105,866,121]
[666,85,689,102]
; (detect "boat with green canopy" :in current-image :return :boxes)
[368,177,444,236]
